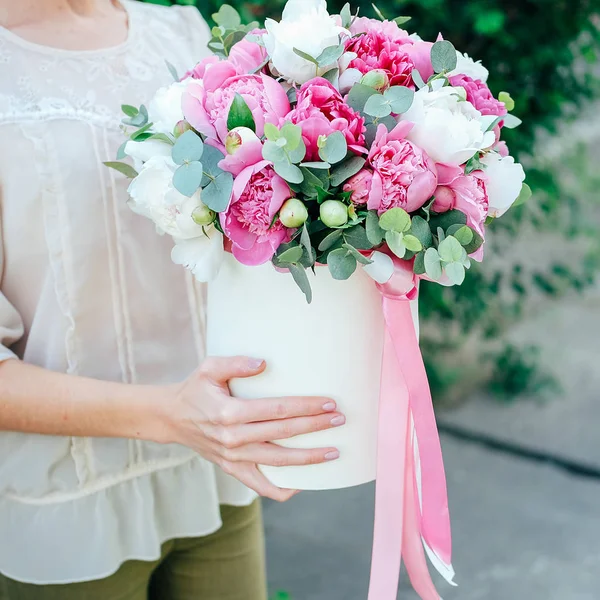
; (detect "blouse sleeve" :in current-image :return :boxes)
[173,5,214,62]
[0,221,24,362]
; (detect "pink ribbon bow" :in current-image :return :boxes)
[367,258,455,600]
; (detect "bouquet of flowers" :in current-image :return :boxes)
[106,1,530,599]
[107,0,528,303]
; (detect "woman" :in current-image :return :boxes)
[0,1,345,598]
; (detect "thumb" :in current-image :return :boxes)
[200,356,266,384]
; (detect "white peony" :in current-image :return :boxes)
[449,52,489,83]
[147,81,189,135]
[481,152,526,218]
[124,139,172,172]
[401,86,496,166]
[127,155,206,239]
[264,0,348,85]
[171,229,225,282]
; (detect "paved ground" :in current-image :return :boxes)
[263,286,600,600]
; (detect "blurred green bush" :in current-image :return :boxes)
[139,0,600,399]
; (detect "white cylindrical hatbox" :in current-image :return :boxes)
[206,253,418,490]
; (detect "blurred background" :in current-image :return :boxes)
[143,1,600,598]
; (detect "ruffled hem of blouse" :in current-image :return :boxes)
[0,455,257,585]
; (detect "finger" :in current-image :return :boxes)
[235,395,338,423]
[200,356,266,383]
[219,412,346,446]
[222,462,299,502]
[224,443,340,467]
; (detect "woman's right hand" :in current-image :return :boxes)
[162,356,345,502]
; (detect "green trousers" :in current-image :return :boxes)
[0,501,267,600]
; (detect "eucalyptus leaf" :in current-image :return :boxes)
[386,230,406,259]
[322,68,340,86]
[502,114,522,129]
[165,60,179,82]
[429,209,467,231]
[413,251,426,275]
[262,140,286,163]
[346,83,379,113]
[104,161,138,179]
[287,138,307,164]
[200,145,226,185]
[379,207,411,232]
[327,248,357,280]
[130,122,154,140]
[445,262,466,285]
[227,94,256,132]
[277,245,303,264]
[300,224,314,265]
[172,130,204,165]
[366,210,385,246]
[371,2,386,20]
[288,263,313,303]
[116,141,128,161]
[424,247,442,280]
[173,162,204,197]
[264,123,280,141]
[513,182,532,207]
[121,104,139,118]
[344,225,373,250]
[318,229,344,252]
[316,44,345,67]
[318,131,347,165]
[299,167,327,197]
[147,133,175,145]
[212,4,241,29]
[403,234,423,253]
[463,228,484,255]
[453,225,474,246]
[330,156,366,187]
[343,243,373,265]
[431,40,458,73]
[438,236,464,263]
[223,30,247,53]
[363,94,392,118]
[340,2,352,28]
[280,123,302,151]
[410,215,433,247]
[384,86,415,114]
[394,16,411,25]
[202,171,234,212]
[411,69,426,89]
[293,48,319,66]
[273,161,304,184]
[300,161,331,169]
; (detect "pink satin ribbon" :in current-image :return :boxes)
[367,259,452,600]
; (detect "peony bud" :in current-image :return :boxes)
[192,203,216,226]
[225,127,260,155]
[279,198,308,228]
[360,69,390,91]
[173,120,192,138]
[320,200,349,228]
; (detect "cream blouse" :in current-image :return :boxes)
[0,1,255,585]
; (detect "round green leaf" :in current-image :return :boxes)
[172,130,204,166]
[438,236,464,263]
[277,245,304,264]
[327,248,357,280]
[453,225,474,247]
[430,40,458,73]
[384,86,415,114]
[318,131,348,165]
[410,216,433,247]
[173,161,204,197]
[202,171,234,212]
[424,247,442,280]
[273,161,304,184]
[363,94,392,118]
[403,234,423,253]
[385,230,406,259]
[379,207,411,233]
[445,262,466,285]
[262,141,287,163]
[366,211,385,246]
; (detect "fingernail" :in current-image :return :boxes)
[325,450,340,461]
[247,358,264,370]
[323,402,336,411]
[330,415,345,427]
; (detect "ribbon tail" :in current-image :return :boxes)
[403,425,444,600]
[382,296,453,568]
[367,327,410,600]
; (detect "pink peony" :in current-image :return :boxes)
[350,17,412,42]
[182,72,290,144]
[181,55,220,81]
[433,163,488,260]
[221,160,293,265]
[228,32,268,74]
[449,74,507,117]
[286,77,366,161]
[345,31,417,88]
[494,140,509,157]
[366,121,437,214]
[344,169,373,206]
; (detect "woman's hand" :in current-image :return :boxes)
[163,356,345,502]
